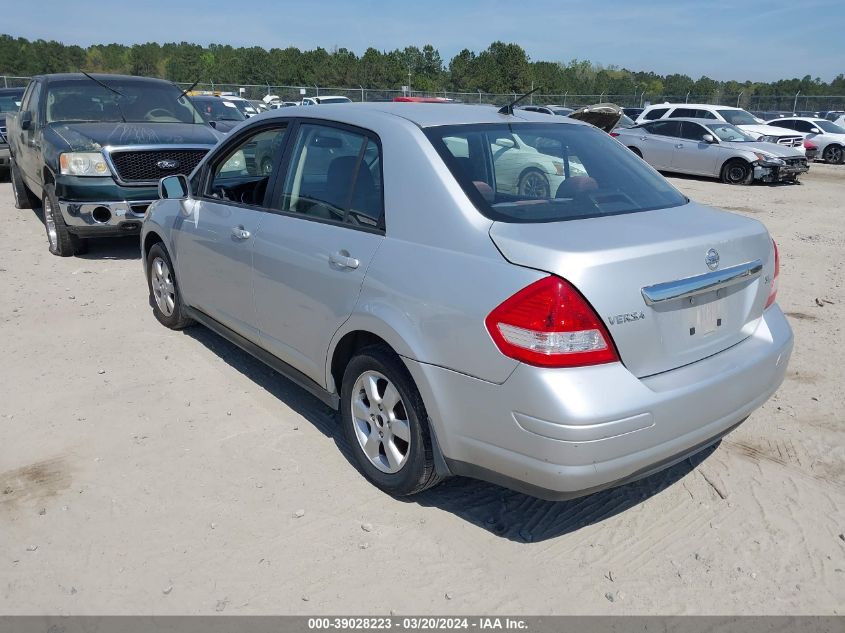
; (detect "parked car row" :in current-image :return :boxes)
[3,72,793,503]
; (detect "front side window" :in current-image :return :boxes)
[206,125,288,206]
[427,122,687,223]
[277,123,383,227]
[679,121,708,141]
[706,123,755,142]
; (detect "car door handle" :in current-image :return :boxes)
[639,136,648,141]
[329,251,359,269]
[231,226,251,240]
[675,144,684,148]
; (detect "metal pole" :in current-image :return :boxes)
[478,89,482,104]
[600,91,605,102]
[640,90,645,107]
[793,90,801,114]
[685,90,690,103]
[530,82,534,105]
[563,91,568,107]
[359,85,364,102]
[3,76,7,88]
[736,90,744,108]
[315,84,319,97]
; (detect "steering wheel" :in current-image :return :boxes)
[145,108,177,121]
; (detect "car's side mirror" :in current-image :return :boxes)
[810,127,821,134]
[159,174,190,200]
[20,111,31,130]
[702,134,716,144]
[495,138,515,148]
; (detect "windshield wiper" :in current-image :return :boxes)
[80,71,126,122]
[177,80,200,102]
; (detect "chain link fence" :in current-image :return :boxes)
[5,75,845,113]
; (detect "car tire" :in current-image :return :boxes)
[341,345,442,497]
[721,159,753,185]
[822,144,844,164]
[10,157,38,210]
[146,242,195,330]
[42,184,87,256]
[517,168,550,198]
[628,146,643,158]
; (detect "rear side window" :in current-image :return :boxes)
[669,108,696,118]
[277,123,383,228]
[646,120,681,137]
[643,107,668,120]
[427,122,687,223]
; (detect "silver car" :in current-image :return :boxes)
[141,104,793,500]
[615,118,809,184]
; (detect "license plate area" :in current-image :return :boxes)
[684,290,724,337]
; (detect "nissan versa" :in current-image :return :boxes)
[141,104,793,500]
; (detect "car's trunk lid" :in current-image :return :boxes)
[489,202,774,377]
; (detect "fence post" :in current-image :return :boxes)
[793,91,800,114]
[2,76,6,88]
[315,84,319,97]
[563,91,568,107]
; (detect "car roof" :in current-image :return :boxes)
[645,103,739,111]
[639,117,730,126]
[773,116,823,121]
[38,73,176,86]
[255,102,588,129]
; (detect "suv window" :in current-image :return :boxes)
[646,120,681,137]
[791,120,815,133]
[207,125,288,206]
[277,123,383,227]
[27,81,42,125]
[643,107,668,120]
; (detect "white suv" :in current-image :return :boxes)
[637,104,805,154]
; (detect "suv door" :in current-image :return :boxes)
[176,123,289,340]
[672,121,720,176]
[253,121,385,386]
[639,120,681,170]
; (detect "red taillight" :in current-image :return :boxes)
[765,239,779,309]
[804,139,817,149]
[610,132,620,137]
[485,276,619,368]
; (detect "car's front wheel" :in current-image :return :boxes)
[823,144,844,164]
[341,345,442,496]
[42,185,87,256]
[517,168,550,198]
[146,242,194,330]
[721,159,753,185]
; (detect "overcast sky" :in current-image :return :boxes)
[5,0,844,82]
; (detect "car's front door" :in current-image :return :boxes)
[252,121,385,386]
[175,123,289,341]
[638,120,681,170]
[672,121,720,176]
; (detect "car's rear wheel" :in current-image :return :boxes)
[721,159,753,185]
[42,185,87,256]
[822,144,844,164]
[10,157,38,209]
[517,168,550,198]
[341,345,441,496]
[146,243,194,330]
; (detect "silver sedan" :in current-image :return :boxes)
[615,118,809,184]
[142,104,792,500]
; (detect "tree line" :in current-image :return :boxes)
[2,34,844,102]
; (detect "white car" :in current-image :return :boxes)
[301,95,353,106]
[636,104,805,155]
[220,95,259,118]
[444,132,586,198]
[769,117,845,163]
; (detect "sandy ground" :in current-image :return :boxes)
[0,165,843,616]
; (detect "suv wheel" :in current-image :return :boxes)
[42,185,87,256]
[146,243,194,329]
[341,345,442,496]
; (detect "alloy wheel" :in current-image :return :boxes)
[150,256,176,316]
[726,164,749,184]
[350,370,411,474]
[519,171,550,198]
[43,197,58,250]
[825,145,843,163]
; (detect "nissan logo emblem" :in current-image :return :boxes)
[157,159,180,170]
[705,248,720,270]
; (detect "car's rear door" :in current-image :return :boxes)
[175,122,289,341]
[637,120,680,170]
[252,120,385,386]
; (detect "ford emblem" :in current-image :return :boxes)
[157,159,179,170]
[705,248,720,270]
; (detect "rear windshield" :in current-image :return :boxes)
[426,122,687,223]
[193,98,246,121]
[0,91,23,113]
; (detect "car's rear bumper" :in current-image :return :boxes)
[406,305,793,500]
